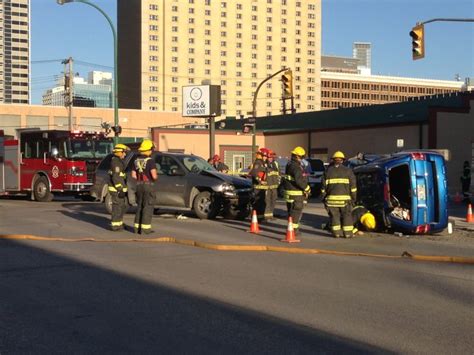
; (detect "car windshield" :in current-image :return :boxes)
[68,138,114,159]
[179,156,215,173]
[308,159,325,172]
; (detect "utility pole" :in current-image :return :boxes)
[62,57,73,130]
[251,67,289,160]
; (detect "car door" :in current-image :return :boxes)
[153,154,187,207]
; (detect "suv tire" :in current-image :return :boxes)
[193,191,219,219]
[105,192,129,215]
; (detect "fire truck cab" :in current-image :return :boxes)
[0,129,113,201]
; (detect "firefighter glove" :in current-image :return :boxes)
[118,190,126,199]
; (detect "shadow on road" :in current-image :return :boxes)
[0,240,386,354]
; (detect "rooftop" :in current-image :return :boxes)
[220,91,473,134]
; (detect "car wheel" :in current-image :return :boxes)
[33,176,53,202]
[193,191,219,219]
[105,193,113,214]
[104,193,129,215]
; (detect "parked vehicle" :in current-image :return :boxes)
[91,151,254,220]
[0,129,113,201]
[353,150,448,234]
[305,158,325,197]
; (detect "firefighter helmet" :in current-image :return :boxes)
[361,212,376,230]
[139,139,155,152]
[332,151,345,159]
[257,148,268,157]
[291,146,306,157]
[113,143,129,153]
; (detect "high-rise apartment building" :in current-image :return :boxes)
[0,0,30,104]
[353,42,371,75]
[118,0,321,117]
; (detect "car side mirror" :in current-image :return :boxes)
[170,167,185,176]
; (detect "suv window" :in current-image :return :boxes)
[155,155,181,175]
[98,154,113,171]
[180,156,214,173]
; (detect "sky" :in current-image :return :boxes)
[31,0,474,104]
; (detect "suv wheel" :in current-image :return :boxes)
[105,192,129,215]
[193,191,219,219]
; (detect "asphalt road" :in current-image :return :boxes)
[0,197,473,354]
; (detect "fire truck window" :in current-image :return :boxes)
[69,139,94,158]
[24,140,38,158]
[96,141,113,158]
[38,140,48,157]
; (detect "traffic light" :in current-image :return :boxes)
[111,125,122,135]
[409,24,425,60]
[242,123,254,134]
[282,69,293,98]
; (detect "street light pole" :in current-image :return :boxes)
[57,0,119,144]
[251,67,289,161]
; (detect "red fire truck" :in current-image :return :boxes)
[0,129,113,201]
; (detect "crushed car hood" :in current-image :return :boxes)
[201,170,252,188]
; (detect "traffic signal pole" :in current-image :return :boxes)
[410,18,474,60]
[251,67,289,160]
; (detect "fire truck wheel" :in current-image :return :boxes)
[33,176,53,202]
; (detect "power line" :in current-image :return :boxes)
[31,59,64,64]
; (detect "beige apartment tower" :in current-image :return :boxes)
[0,0,29,104]
[118,0,321,117]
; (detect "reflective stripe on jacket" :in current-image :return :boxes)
[282,158,309,202]
[134,156,153,182]
[109,156,127,192]
[266,160,280,189]
[322,164,357,207]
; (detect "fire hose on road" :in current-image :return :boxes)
[1,234,473,265]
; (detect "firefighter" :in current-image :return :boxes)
[282,146,310,235]
[109,143,130,231]
[352,205,376,235]
[322,151,357,238]
[131,139,158,234]
[211,154,229,173]
[264,149,279,220]
[322,205,376,235]
[249,148,269,221]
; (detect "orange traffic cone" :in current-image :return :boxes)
[454,192,462,204]
[466,204,474,223]
[281,216,300,243]
[248,210,260,234]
